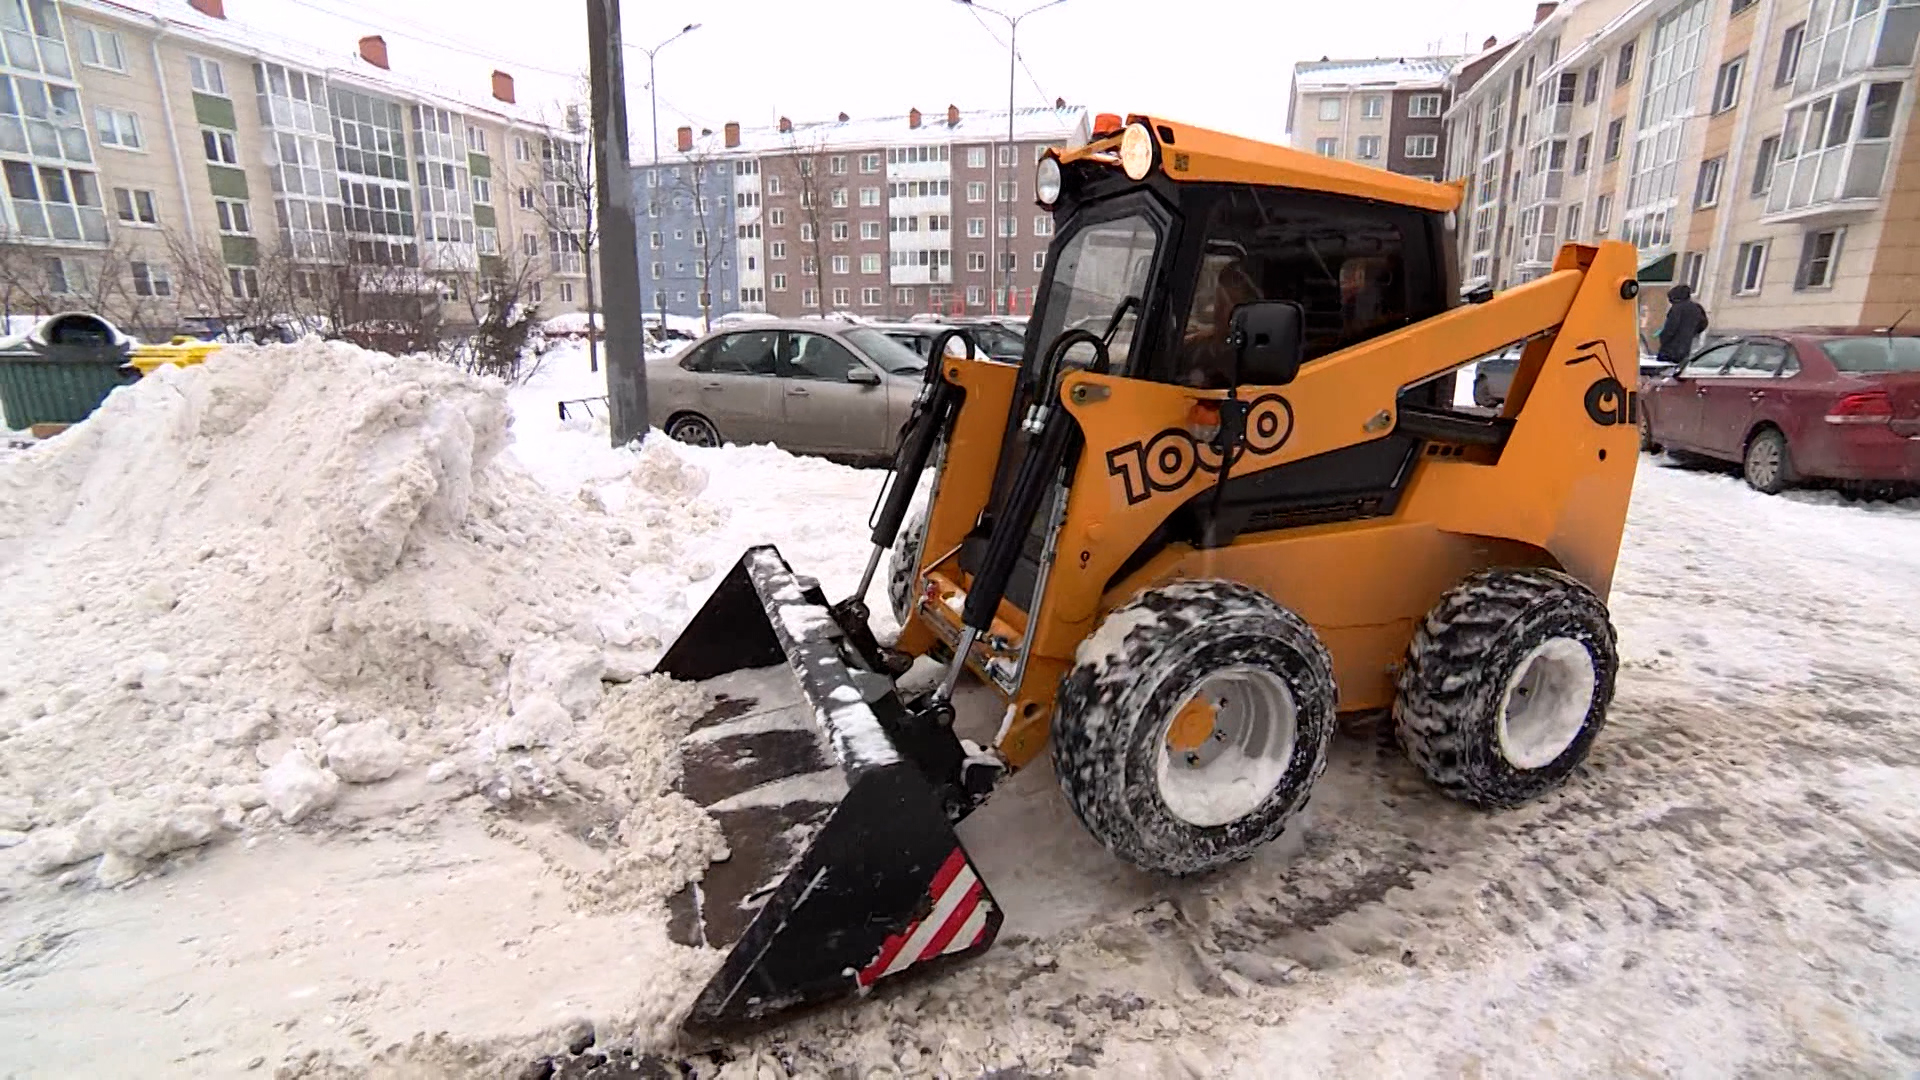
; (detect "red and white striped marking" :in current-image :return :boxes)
[855,849,993,987]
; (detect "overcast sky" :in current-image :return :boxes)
[209,0,1536,145]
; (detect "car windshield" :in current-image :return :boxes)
[968,324,1024,356]
[844,327,927,374]
[1029,213,1159,374]
[1821,336,1920,373]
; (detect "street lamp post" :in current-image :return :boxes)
[634,23,701,166]
[954,0,1066,315]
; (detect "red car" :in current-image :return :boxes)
[1640,328,1920,493]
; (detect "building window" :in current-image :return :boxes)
[517,188,535,210]
[228,266,260,299]
[798,159,814,177]
[1776,23,1804,87]
[859,186,880,207]
[189,56,227,96]
[967,251,987,272]
[831,221,849,241]
[1595,193,1613,233]
[1694,156,1724,207]
[1733,241,1766,295]
[1361,96,1384,119]
[1565,202,1582,240]
[96,108,143,150]
[1357,135,1381,160]
[1033,214,1052,236]
[769,208,786,226]
[830,155,847,175]
[523,232,539,257]
[1604,118,1624,161]
[678,291,690,303]
[832,287,850,307]
[861,220,881,240]
[1315,137,1338,156]
[1033,250,1046,272]
[1751,134,1781,196]
[895,286,914,306]
[966,181,986,203]
[202,128,237,165]
[1404,135,1438,158]
[470,176,491,204]
[559,282,575,302]
[998,145,1014,167]
[215,197,251,234]
[831,255,850,274]
[830,187,848,208]
[513,136,531,161]
[800,222,815,242]
[998,181,1016,202]
[772,272,787,291]
[467,125,488,153]
[74,24,126,72]
[1732,0,1757,13]
[1317,97,1341,121]
[860,153,880,173]
[650,261,663,279]
[1796,228,1843,290]
[966,146,986,168]
[113,187,158,225]
[477,226,498,254]
[1573,134,1591,174]
[1770,81,1904,214]
[1407,94,1441,118]
[1584,63,1603,104]
[771,241,786,259]
[1679,250,1706,289]
[966,285,984,305]
[130,261,172,297]
[861,286,881,307]
[766,175,783,196]
[1616,40,1636,85]
[1712,55,1744,113]
[861,253,881,274]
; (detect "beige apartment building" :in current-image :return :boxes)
[1447,0,1920,336]
[0,0,590,338]
[1288,56,1463,179]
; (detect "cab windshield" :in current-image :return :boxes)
[1029,213,1158,374]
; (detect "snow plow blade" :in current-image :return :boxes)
[656,547,1003,1034]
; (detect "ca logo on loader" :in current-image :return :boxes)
[1568,338,1638,427]
[1106,394,1295,505]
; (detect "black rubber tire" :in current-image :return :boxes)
[1743,427,1794,494]
[1053,580,1336,876]
[885,501,928,627]
[1394,568,1618,809]
[666,412,720,448]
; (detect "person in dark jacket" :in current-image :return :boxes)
[1657,283,1710,363]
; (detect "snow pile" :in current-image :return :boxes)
[0,340,723,891]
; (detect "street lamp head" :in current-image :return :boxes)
[683,22,700,31]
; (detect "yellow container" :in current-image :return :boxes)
[128,337,223,375]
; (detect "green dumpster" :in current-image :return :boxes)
[0,312,137,430]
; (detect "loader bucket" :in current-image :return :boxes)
[657,547,1003,1034]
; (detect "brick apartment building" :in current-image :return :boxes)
[634,104,1090,321]
[1446,0,1920,335]
[1287,56,1464,179]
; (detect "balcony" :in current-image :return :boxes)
[1764,78,1902,221]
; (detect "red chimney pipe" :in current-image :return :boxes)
[724,121,740,148]
[490,70,515,104]
[909,108,922,129]
[1534,2,1558,24]
[778,116,792,134]
[358,35,389,70]
[187,0,225,18]
[676,126,693,153]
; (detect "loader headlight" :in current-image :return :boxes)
[1036,155,1062,206]
[1119,121,1157,181]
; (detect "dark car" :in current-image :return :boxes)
[1473,334,1673,409]
[942,318,1026,361]
[1639,327,1920,493]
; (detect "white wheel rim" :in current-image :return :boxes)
[672,419,716,447]
[1496,637,1596,770]
[1748,438,1780,486]
[1154,666,1297,828]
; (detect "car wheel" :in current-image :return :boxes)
[666,413,721,448]
[1743,427,1793,494]
[1639,412,1662,454]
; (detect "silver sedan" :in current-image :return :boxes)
[645,319,930,462]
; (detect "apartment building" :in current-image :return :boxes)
[0,0,590,337]
[1447,0,1920,334]
[1288,56,1463,178]
[636,104,1090,321]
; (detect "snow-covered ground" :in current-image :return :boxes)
[0,342,1915,1077]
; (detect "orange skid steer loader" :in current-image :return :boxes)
[654,115,1643,1033]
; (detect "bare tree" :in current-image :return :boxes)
[775,128,834,316]
[670,132,734,333]
[0,229,174,338]
[526,99,599,371]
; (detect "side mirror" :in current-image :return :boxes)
[1230,300,1306,386]
[846,367,882,386]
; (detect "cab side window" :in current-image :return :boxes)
[1173,186,1445,388]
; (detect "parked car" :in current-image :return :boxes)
[1472,335,1672,409]
[645,319,928,462]
[1639,328,1920,493]
[943,317,1027,361]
